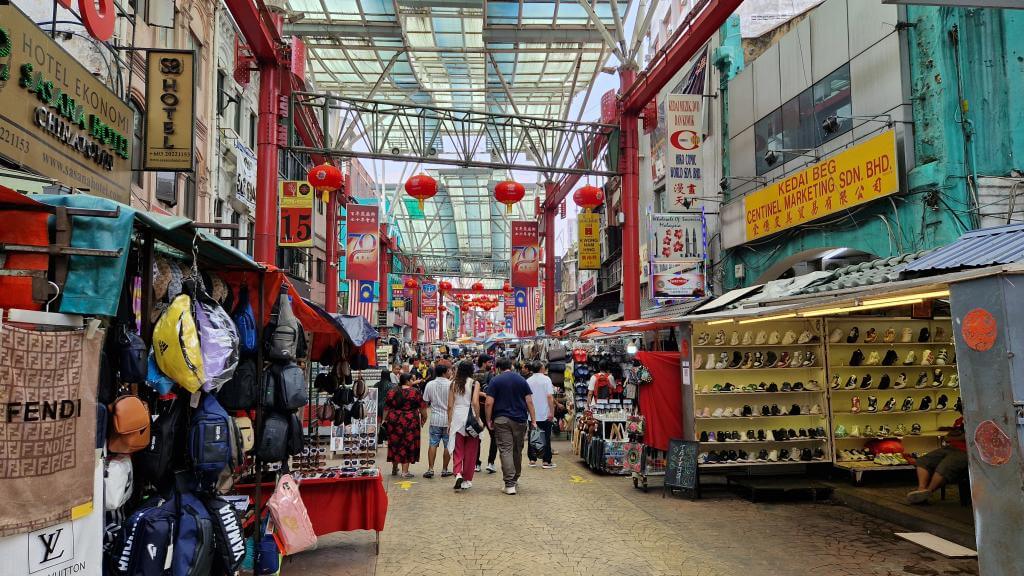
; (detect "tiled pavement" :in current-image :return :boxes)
[284,435,979,576]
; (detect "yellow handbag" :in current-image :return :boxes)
[153,293,206,392]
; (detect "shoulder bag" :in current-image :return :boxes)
[463,380,484,438]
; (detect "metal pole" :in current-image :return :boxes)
[254,62,280,263]
[410,287,419,345]
[619,67,641,320]
[543,182,557,332]
[324,190,338,313]
[252,271,266,567]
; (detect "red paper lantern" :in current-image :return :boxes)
[573,185,604,212]
[404,278,419,290]
[404,173,438,211]
[493,180,526,216]
[471,281,485,291]
[438,280,453,293]
[307,162,343,204]
[502,281,513,294]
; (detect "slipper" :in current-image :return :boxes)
[441,470,453,477]
[401,472,415,479]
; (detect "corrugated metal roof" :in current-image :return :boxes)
[903,223,1024,272]
[641,299,704,319]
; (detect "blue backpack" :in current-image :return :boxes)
[232,285,258,355]
[115,496,175,576]
[173,491,215,576]
[188,394,239,490]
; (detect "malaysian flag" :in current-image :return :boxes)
[347,280,376,324]
[513,287,536,337]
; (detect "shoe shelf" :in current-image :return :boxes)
[828,342,952,347]
[695,343,821,348]
[701,438,828,445]
[832,408,960,415]
[695,390,823,396]
[697,414,827,420]
[831,364,957,369]
[834,461,915,470]
[835,431,945,440]
[700,458,830,467]
[830,387,960,392]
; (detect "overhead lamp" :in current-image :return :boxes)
[764,148,817,168]
[738,313,797,324]
[707,318,734,325]
[719,176,767,192]
[799,298,924,317]
[821,113,893,135]
[861,290,950,306]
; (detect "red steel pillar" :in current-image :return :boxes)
[543,182,557,332]
[619,67,641,321]
[323,188,339,312]
[410,288,419,344]
[438,293,445,341]
[254,62,280,263]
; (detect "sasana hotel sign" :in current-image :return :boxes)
[0,4,132,203]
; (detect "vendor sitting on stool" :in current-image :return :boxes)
[906,407,968,505]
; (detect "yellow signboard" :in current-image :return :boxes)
[578,212,601,270]
[744,130,899,242]
[0,4,133,203]
[278,180,314,247]
[144,50,195,171]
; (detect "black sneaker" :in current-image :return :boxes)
[816,426,827,438]
[799,428,808,438]
[753,351,764,368]
[722,383,735,392]
[800,448,813,461]
[771,404,781,416]
[727,450,739,461]
[954,396,962,412]
[790,404,801,415]
[814,448,826,460]
[728,351,743,368]
[423,470,435,478]
[866,396,878,412]
[781,381,792,392]
[915,372,928,388]
[882,350,899,366]
[757,449,769,462]
[757,382,767,392]
[792,381,805,391]
[699,431,709,442]
[761,405,771,416]
[779,448,791,461]
[936,394,949,411]
[901,397,914,411]
[746,429,756,440]
[742,404,753,417]
[882,397,896,412]
[844,376,858,390]
[765,351,778,367]
[454,477,464,490]
[849,349,864,366]
[918,327,931,342]
[860,374,873,389]
[788,428,798,439]
[767,382,779,392]
[732,431,742,441]
[738,450,750,461]
[878,374,891,390]
[918,396,932,411]
[847,327,860,343]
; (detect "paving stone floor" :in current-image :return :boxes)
[283,436,980,576]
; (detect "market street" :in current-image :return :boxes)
[287,437,979,576]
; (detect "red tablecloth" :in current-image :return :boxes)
[236,474,388,536]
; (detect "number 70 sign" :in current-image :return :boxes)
[279,181,315,247]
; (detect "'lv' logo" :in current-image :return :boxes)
[38,529,65,563]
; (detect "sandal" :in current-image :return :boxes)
[401,472,415,478]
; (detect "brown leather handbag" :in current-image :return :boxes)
[107,395,151,454]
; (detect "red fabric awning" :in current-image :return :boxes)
[579,317,678,339]
[635,351,685,451]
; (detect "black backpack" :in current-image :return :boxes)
[332,385,354,407]
[115,495,175,576]
[287,412,304,456]
[134,394,187,484]
[217,356,259,410]
[268,362,308,411]
[256,412,289,462]
[201,495,246,575]
[265,287,300,362]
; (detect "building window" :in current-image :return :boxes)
[249,112,257,150]
[187,33,202,89]
[230,211,241,247]
[217,71,226,118]
[754,63,853,176]
[155,172,177,205]
[130,100,144,188]
[183,171,196,219]
[316,258,325,283]
[233,95,242,134]
[246,220,254,256]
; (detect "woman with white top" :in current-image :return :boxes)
[447,360,483,490]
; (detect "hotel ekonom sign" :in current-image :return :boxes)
[744,130,899,242]
[144,50,195,172]
[0,4,133,203]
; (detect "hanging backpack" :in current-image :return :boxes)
[108,394,151,454]
[217,356,259,410]
[115,496,176,576]
[104,454,134,511]
[153,293,206,393]
[117,325,148,384]
[134,394,187,482]
[287,412,305,456]
[174,491,215,576]
[233,284,258,355]
[188,394,238,491]
[195,292,240,392]
[201,495,246,575]
[145,352,176,395]
[234,416,255,453]
[266,287,300,362]
[270,362,308,411]
[594,372,612,400]
[331,384,354,408]
[256,412,290,463]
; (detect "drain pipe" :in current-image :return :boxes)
[950,22,980,229]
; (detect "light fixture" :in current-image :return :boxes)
[627,343,638,354]
[764,148,817,167]
[719,176,767,192]
[820,248,847,261]
[822,113,894,135]
[799,307,848,318]
[861,290,950,306]
[707,318,734,325]
[738,313,797,324]
[799,298,924,317]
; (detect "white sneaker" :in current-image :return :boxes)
[756,330,768,345]
[528,461,537,467]
[486,463,497,473]
[462,481,473,489]
[712,407,725,417]
[504,485,517,495]
[542,463,557,469]
[781,330,797,345]
[810,404,821,414]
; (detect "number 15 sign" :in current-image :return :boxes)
[279,181,314,247]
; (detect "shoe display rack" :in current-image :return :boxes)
[692,320,832,467]
[825,318,961,481]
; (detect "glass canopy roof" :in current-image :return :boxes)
[285,0,625,269]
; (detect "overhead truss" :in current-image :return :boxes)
[399,253,512,280]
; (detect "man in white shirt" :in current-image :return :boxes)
[422,364,453,478]
[526,361,557,469]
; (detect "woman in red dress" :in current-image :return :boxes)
[384,373,424,477]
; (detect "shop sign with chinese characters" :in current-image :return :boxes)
[578,212,602,270]
[279,181,314,247]
[510,221,540,287]
[664,94,704,212]
[744,130,898,242]
[144,50,195,171]
[0,4,132,203]
[346,204,379,281]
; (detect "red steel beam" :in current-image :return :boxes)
[621,0,742,115]
[544,132,610,211]
[221,0,280,64]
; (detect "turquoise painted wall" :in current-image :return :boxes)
[721,5,1024,289]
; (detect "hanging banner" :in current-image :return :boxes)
[651,261,706,300]
[391,284,406,311]
[578,274,597,307]
[510,221,540,287]
[421,282,437,316]
[144,49,196,171]
[346,204,380,281]
[578,213,602,270]
[279,181,314,247]
[0,4,133,203]
[665,94,704,212]
[744,130,899,242]
[650,213,706,262]
[651,48,708,183]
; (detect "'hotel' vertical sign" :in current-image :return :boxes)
[144,50,195,171]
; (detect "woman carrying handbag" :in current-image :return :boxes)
[447,361,484,490]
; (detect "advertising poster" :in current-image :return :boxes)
[665,94,704,212]
[650,48,707,184]
[391,284,406,311]
[510,221,540,287]
[651,261,706,300]
[279,180,314,247]
[650,213,706,261]
[743,130,898,242]
[145,50,195,171]
[346,204,380,281]
[578,274,597,307]
[421,282,437,316]
[578,212,602,270]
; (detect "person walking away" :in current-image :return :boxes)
[485,357,537,495]
[526,361,556,469]
[473,354,498,473]
[907,408,968,504]
[376,368,394,445]
[422,364,454,478]
[384,373,424,477]
[447,361,483,490]
[587,363,616,404]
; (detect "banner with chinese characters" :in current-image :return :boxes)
[391,284,405,311]
[420,282,437,317]
[279,181,314,247]
[145,50,195,171]
[578,212,602,270]
[510,221,540,287]
[664,94,704,212]
[744,130,898,242]
[346,204,379,281]
[651,261,706,300]
[650,213,706,262]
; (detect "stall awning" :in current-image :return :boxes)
[134,212,262,271]
[579,317,679,339]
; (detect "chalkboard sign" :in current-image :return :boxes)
[663,438,700,499]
